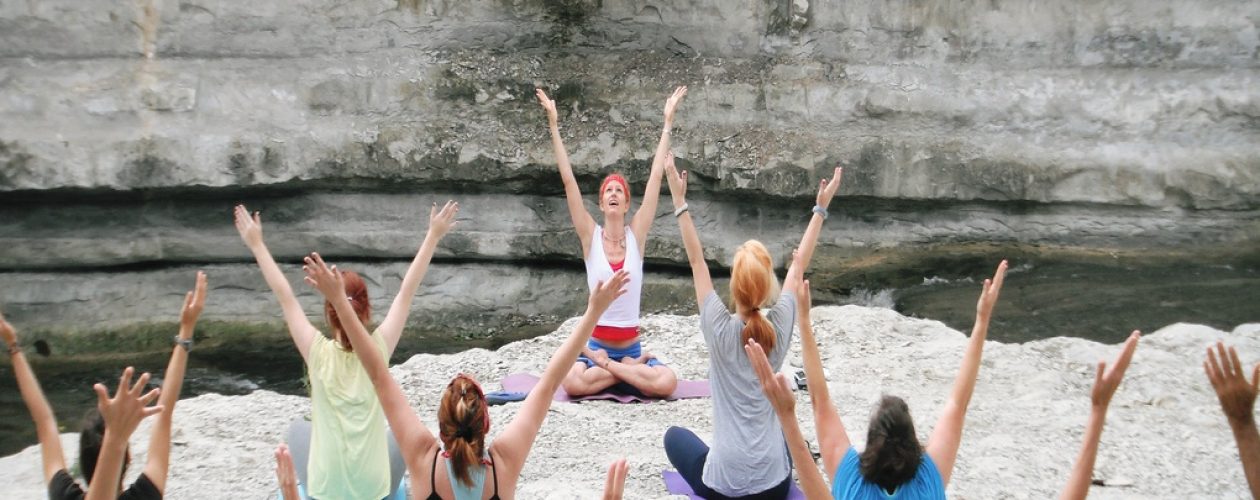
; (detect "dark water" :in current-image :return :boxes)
[2,257,1256,457]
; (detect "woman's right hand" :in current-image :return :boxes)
[233,204,264,248]
[427,200,459,240]
[0,308,16,346]
[1206,341,1260,425]
[94,367,163,439]
[663,85,687,126]
[302,253,346,302]
[589,270,630,315]
[536,89,559,128]
[664,151,687,208]
[815,166,843,210]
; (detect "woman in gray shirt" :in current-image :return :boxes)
[661,151,843,499]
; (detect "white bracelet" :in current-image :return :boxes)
[811,205,828,220]
[674,203,689,217]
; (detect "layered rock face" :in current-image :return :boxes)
[0,1,1257,338]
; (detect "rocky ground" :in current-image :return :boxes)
[1,303,1256,499]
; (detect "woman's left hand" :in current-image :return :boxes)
[302,253,346,301]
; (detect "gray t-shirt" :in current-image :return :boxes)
[699,290,796,496]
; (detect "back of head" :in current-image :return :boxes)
[79,408,129,487]
[860,395,923,492]
[323,269,370,351]
[438,375,490,487]
[731,240,779,352]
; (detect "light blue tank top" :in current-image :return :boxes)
[831,447,946,499]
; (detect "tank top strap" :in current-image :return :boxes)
[427,447,442,500]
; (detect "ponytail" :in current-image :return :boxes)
[731,240,779,353]
[439,376,489,487]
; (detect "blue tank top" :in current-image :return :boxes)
[830,447,946,499]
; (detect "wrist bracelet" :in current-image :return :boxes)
[811,205,828,220]
[674,203,689,217]
[173,335,193,352]
[6,341,19,355]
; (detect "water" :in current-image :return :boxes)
[2,256,1256,457]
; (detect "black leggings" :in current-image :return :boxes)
[663,426,792,500]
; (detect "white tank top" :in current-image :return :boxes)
[585,225,643,327]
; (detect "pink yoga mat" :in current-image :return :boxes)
[499,372,710,403]
[662,470,806,499]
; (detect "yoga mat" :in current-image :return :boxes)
[498,373,710,403]
[662,470,806,500]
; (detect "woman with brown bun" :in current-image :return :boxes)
[303,250,630,500]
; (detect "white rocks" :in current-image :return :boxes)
[2,304,1255,498]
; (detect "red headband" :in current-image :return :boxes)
[600,174,631,204]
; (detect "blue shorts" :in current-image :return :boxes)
[576,339,665,368]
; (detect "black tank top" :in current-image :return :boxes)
[425,447,501,500]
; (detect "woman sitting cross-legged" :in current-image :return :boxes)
[303,251,630,500]
[661,148,843,499]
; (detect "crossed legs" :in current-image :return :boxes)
[561,359,678,398]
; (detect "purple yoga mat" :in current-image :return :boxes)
[498,372,710,403]
[662,470,807,499]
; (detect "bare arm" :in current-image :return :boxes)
[746,339,832,500]
[1060,331,1139,500]
[796,279,850,477]
[629,86,687,252]
[303,253,437,468]
[783,167,842,295]
[0,312,66,484]
[663,152,713,308]
[495,271,630,470]
[143,272,207,493]
[926,260,1007,486]
[235,205,318,360]
[85,368,162,500]
[377,201,459,354]
[1205,341,1260,499]
[537,89,596,254]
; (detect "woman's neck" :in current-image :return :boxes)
[602,212,626,233]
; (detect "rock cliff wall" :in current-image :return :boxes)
[1,0,1257,338]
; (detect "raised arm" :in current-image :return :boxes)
[537,89,596,253]
[495,270,629,469]
[1,310,67,484]
[795,279,850,477]
[663,151,712,308]
[926,259,1007,486]
[234,204,318,360]
[85,368,163,500]
[629,86,687,252]
[1060,331,1140,500]
[746,338,832,500]
[143,271,206,493]
[782,167,842,294]
[377,201,459,354]
[302,253,436,472]
[1205,341,1260,498]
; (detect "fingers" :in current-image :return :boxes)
[94,383,110,407]
[1094,360,1106,388]
[1230,346,1246,380]
[990,259,1008,293]
[116,366,135,398]
[1218,342,1235,379]
[183,291,194,311]
[1111,330,1140,376]
[129,371,152,396]
[141,404,165,418]
[773,372,794,396]
[140,386,161,406]
[1207,345,1224,387]
[744,339,775,384]
[430,201,437,220]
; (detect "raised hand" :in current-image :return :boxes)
[976,260,1008,321]
[179,271,208,332]
[746,339,796,416]
[0,308,15,346]
[602,458,629,500]
[302,253,345,301]
[815,166,843,209]
[663,86,688,126]
[536,88,559,128]
[1206,341,1260,425]
[275,443,300,500]
[1092,331,1140,409]
[589,270,631,314]
[428,200,459,240]
[233,204,264,248]
[664,151,688,207]
[93,367,163,439]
